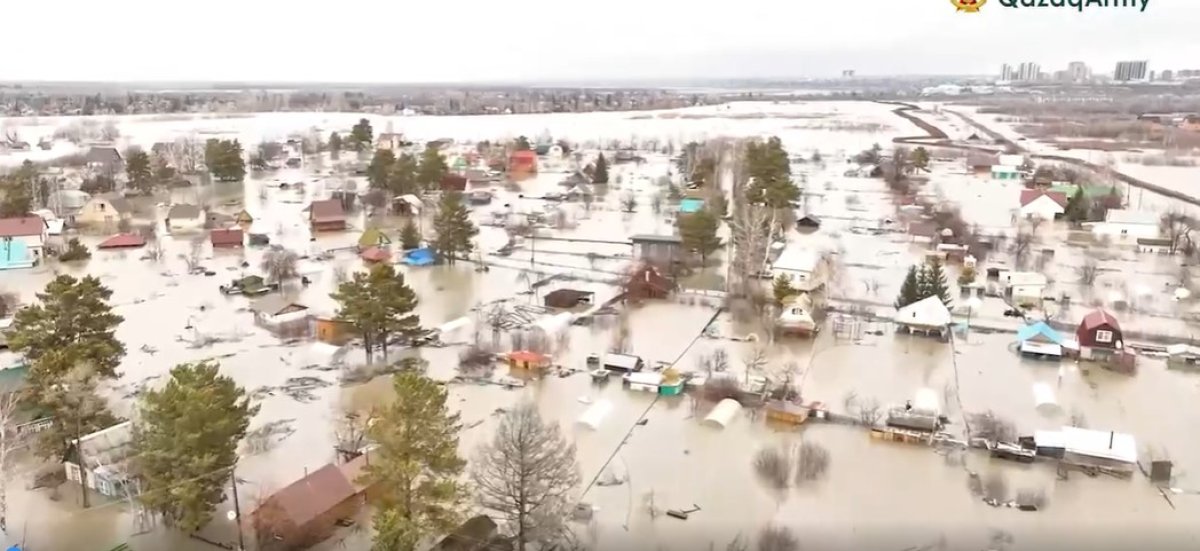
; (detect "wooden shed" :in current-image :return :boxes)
[507,350,549,370]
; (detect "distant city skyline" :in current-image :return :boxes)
[5,0,1199,83]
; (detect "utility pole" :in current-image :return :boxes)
[230,467,245,551]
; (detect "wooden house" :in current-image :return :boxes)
[210,228,244,249]
[765,401,809,426]
[309,199,347,232]
[507,350,549,370]
[1076,309,1127,362]
[251,464,362,551]
[622,263,674,302]
[314,316,354,345]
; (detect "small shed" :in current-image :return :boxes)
[97,233,145,250]
[765,401,809,426]
[795,214,821,231]
[1032,382,1062,416]
[403,247,436,266]
[625,372,662,393]
[508,350,549,370]
[576,400,613,430]
[703,399,742,428]
[623,264,674,301]
[360,246,391,264]
[543,289,595,309]
[210,228,244,249]
[1166,343,1200,367]
[314,316,353,345]
[602,353,644,373]
[250,296,310,325]
[358,228,392,249]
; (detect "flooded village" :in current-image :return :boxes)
[2,95,1200,551]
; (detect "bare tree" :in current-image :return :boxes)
[742,346,768,386]
[794,440,830,484]
[969,411,1017,443]
[696,348,730,376]
[753,445,794,493]
[1011,226,1035,270]
[333,411,376,462]
[1160,209,1194,255]
[620,192,637,213]
[181,236,205,272]
[729,203,773,298]
[472,401,581,551]
[0,291,18,319]
[261,247,300,288]
[843,392,882,426]
[171,136,203,175]
[1076,259,1099,286]
[757,525,800,551]
[0,391,19,534]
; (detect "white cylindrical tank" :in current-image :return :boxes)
[576,400,613,430]
[703,399,742,428]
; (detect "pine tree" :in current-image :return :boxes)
[514,136,531,151]
[364,370,466,551]
[134,360,257,532]
[1064,186,1087,222]
[773,274,797,305]
[924,257,953,307]
[432,192,477,263]
[745,137,798,208]
[332,263,422,363]
[416,145,448,192]
[368,149,397,189]
[912,147,930,171]
[400,220,422,250]
[351,118,373,152]
[592,153,609,184]
[389,153,420,196]
[678,209,723,265]
[328,132,343,153]
[125,149,153,193]
[894,266,921,309]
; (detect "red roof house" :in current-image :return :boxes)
[359,246,391,264]
[97,233,146,249]
[210,228,244,248]
[508,150,538,174]
[0,216,46,238]
[1077,308,1123,352]
[251,464,361,550]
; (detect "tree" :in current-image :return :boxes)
[911,146,930,172]
[152,155,177,187]
[124,149,153,193]
[0,161,36,216]
[133,361,256,533]
[957,265,977,287]
[1076,259,1099,285]
[368,149,397,190]
[592,154,609,184]
[10,275,124,383]
[757,525,800,551]
[60,238,92,261]
[471,402,580,551]
[745,137,797,209]
[389,153,420,196]
[923,257,953,308]
[619,192,637,213]
[400,220,422,250]
[0,291,17,319]
[329,132,342,160]
[260,247,299,288]
[204,139,246,182]
[332,264,422,363]
[1064,186,1088,223]
[514,136,532,151]
[773,274,797,305]
[432,192,477,264]
[678,209,723,265]
[417,145,449,192]
[1160,209,1194,255]
[894,266,921,309]
[363,371,465,551]
[351,118,374,152]
[0,390,18,533]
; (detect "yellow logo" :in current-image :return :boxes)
[951,0,986,12]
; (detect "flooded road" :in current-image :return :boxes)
[2,101,1200,551]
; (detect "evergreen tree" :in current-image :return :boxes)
[389,153,420,196]
[592,153,609,184]
[351,118,373,152]
[514,136,531,151]
[416,145,448,192]
[328,131,343,154]
[364,370,466,551]
[368,149,397,189]
[678,209,723,265]
[133,361,257,532]
[745,137,798,208]
[125,149,153,193]
[1064,186,1087,222]
[400,219,422,250]
[894,266,921,309]
[773,274,797,305]
[331,264,422,363]
[203,139,245,181]
[432,192,477,263]
[924,257,953,307]
[0,161,36,216]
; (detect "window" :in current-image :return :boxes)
[1095,330,1113,344]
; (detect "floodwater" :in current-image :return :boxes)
[1,102,1199,551]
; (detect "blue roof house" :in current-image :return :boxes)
[0,238,34,270]
[1017,321,1063,359]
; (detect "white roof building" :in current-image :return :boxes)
[771,244,826,292]
[894,296,952,330]
[1092,209,1160,241]
[1034,426,1137,466]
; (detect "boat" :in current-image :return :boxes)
[590,367,611,382]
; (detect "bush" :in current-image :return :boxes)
[60,238,91,261]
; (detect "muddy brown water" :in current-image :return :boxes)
[2,103,1199,550]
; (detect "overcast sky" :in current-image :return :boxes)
[6,0,1198,82]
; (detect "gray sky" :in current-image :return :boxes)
[7,0,1198,82]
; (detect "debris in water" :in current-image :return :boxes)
[140,344,158,355]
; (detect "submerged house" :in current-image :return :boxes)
[777,294,818,336]
[771,243,827,293]
[508,150,538,174]
[0,216,48,266]
[97,233,146,250]
[309,199,347,232]
[250,296,310,325]
[210,228,244,249]
[622,263,674,301]
[543,288,595,309]
[630,234,683,266]
[1076,309,1127,363]
[64,421,133,498]
[894,296,952,337]
[1018,190,1068,220]
[252,463,362,550]
[1016,321,1064,359]
[76,194,133,228]
[1031,426,1137,475]
[166,204,205,233]
[432,515,513,551]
